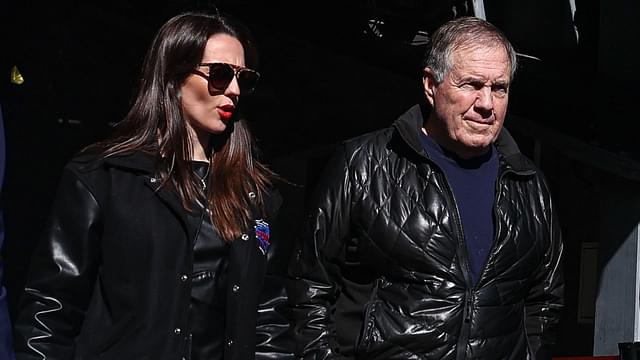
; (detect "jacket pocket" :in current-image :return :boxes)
[355,277,383,355]
[354,279,450,359]
[191,269,216,303]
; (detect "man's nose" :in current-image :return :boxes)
[475,86,494,111]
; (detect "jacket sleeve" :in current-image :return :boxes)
[524,176,564,360]
[255,275,295,359]
[255,188,296,359]
[13,166,102,360]
[286,145,356,359]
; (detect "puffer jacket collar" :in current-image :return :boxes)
[392,103,537,176]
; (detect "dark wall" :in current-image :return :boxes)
[594,0,640,154]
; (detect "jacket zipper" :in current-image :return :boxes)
[458,166,517,359]
[191,269,213,282]
[433,170,473,360]
[475,166,512,282]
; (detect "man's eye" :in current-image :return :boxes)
[492,85,508,96]
[462,82,482,90]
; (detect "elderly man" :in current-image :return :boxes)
[288,16,564,359]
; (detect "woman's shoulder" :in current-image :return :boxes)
[263,184,283,216]
[67,148,157,175]
[65,147,106,173]
[60,149,158,203]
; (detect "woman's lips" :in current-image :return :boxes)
[217,105,235,121]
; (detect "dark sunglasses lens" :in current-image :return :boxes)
[237,70,259,92]
[209,64,234,90]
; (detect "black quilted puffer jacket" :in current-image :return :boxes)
[288,104,564,360]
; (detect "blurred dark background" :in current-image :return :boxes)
[1,0,638,356]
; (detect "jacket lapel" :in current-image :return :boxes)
[101,152,197,243]
[149,180,199,243]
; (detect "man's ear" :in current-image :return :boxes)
[423,68,437,106]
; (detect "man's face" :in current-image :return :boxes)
[423,45,511,158]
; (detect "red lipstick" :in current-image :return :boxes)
[217,104,235,122]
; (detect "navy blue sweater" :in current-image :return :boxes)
[420,132,498,285]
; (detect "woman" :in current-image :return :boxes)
[13,11,284,360]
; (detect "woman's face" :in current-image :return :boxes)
[181,33,245,159]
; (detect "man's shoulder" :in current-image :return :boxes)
[341,126,395,159]
[340,104,424,162]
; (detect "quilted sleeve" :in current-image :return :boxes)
[524,175,564,360]
[287,144,358,359]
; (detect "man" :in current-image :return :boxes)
[288,16,563,359]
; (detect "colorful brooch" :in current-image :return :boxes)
[254,219,270,255]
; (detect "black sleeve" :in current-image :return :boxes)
[524,175,564,359]
[13,166,102,360]
[256,188,296,359]
[286,145,356,359]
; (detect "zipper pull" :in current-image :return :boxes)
[465,294,473,323]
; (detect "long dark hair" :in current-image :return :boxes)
[92,12,275,243]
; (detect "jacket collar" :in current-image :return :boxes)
[73,149,158,175]
[392,103,537,175]
[102,151,158,174]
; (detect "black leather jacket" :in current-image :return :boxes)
[289,104,564,359]
[13,151,288,360]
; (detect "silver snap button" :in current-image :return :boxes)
[248,191,256,199]
[232,284,240,293]
[174,327,181,335]
[149,177,157,183]
[180,274,188,282]
[241,233,249,241]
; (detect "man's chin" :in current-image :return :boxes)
[457,138,494,158]
[461,134,495,148]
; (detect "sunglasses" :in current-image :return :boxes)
[198,62,260,93]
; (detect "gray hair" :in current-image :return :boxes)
[423,16,517,82]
